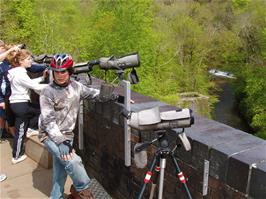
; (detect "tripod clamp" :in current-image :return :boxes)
[134,130,166,153]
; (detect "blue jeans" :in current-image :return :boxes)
[43,138,90,199]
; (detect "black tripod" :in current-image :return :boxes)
[136,130,193,199]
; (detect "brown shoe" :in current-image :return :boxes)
[70,185,95,199]
[78,188,95,199]
[66,194,75,199]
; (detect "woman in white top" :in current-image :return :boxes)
[8,49,47,164]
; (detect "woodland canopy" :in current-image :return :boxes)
[1,0,265,139]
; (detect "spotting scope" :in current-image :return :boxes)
[73,52,140,74]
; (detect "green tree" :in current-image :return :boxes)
[0,0,37,43]
[79,0,158,96]
[231,0,266,138]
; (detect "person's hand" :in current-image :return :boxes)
[42,69,49,79]
[58,140,74,161]
[0,102,5,109]
[8,45,21,53]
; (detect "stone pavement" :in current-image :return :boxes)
[0,138,71,199]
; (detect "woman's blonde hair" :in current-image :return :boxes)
[8,49,32,67]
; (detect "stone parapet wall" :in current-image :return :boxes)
[74,83,266,199]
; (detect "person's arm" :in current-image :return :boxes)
[27,63,46,73]
[18,73,47,94]
[0,75,8,104]
[0,45,20,62]
[0,78,4,103]
[0,95,4,104]
[78,82,100,100]
[30,76,45,84]
[39,89,66,144]
[0,90,5,104]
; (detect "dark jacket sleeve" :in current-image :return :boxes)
[27,63,46,73]
[0,61,10,103]
[0,75,4,103]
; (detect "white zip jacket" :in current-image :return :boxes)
[8,67,47,103]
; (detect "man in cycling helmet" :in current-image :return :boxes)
[39,54,99,199]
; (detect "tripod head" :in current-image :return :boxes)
[134,128,191,154]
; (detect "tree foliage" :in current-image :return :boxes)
[0,0,265,138]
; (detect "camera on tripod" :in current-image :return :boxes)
[123,106,194,199]
[122,106,194,131]
[127,106,193,131]
[121,106,194,152]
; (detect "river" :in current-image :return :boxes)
[212,81,252,133]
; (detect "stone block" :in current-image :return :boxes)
[174,136,193,164]
[97,116,112,133]
[130,101,167,112]
[95,102,103,114]
[112,103,123,125]
[130,90,156,104]
[191,139,210,170]
[102,102,113,120]
[249,161,266,199]
[186,116,221,135]
[84,100,96,112]
[227,143,266,194]
[187,123,237,171]
[209,132,259,182]
[186,120,264,180]
[25,136,52,169]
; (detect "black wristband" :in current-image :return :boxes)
[63,140,73,153]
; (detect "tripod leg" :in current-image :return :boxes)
[158,157,167,199]
[137,152,159,199]
[149,165,160,199]
[170,153,193,199]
